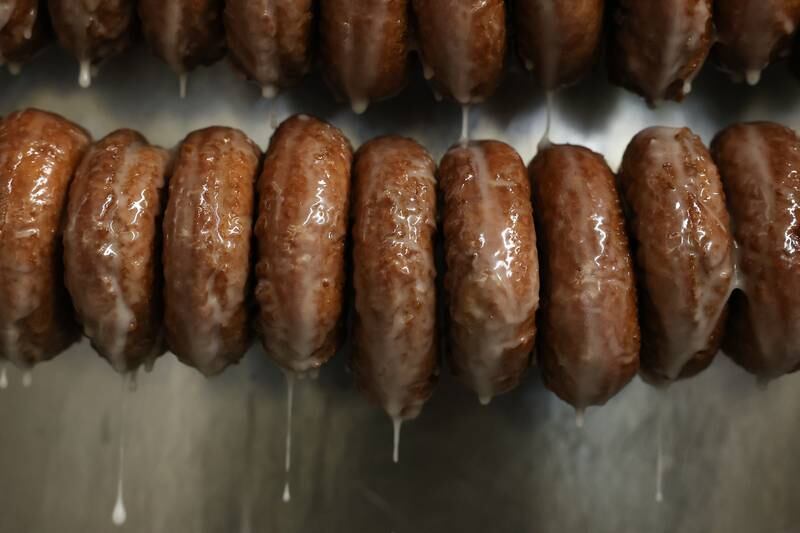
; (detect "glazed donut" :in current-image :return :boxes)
[713,0,800,84]
[619,127,735,384]
[48,0,135,88]
[351,135,438,421]
[224,0,313,99]
[138,0,226,93]
[63,129,170,374]
[0,108,90,368]
[255,114,352,375]
[0,0,50,72]
[608,0,714,104]
[412,0,506,104]
[163,126,260,376]
[711,122,800,380]
[439,140,538,404]
[514,0,604,90]
[320,0,409,113]
[529,144,639,408]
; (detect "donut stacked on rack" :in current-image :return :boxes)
[2,1,799,103]
[1,108,799,426]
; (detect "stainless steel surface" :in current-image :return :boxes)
[1,46,800,533]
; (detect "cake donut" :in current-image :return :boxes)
[48,0,136,88]
[255,114,352,375]
[64,129,170,374]
[608,0,714,104]
[514,0,604,90]
[138,0,226,96]
[619,127,735,384]
[711,122,800,380]
[439,140,539,404]
[0,108,90,368]
[224,0,313,99]
[0,0,50,72]
[351,135,438,421]
[529,144,639,408]
[163,126,260,376]
[320,0,410,113]
[713,0,800,84]
[412,0,507,104]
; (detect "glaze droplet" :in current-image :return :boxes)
[179,74,188,99]
[112,492,127,526]
[78,60,92,88]
[745,69,761,86]
[392,417,402,464]
[351,98,368,114]
[460,105,470,145]
[262,85,278,99]
[21,370,32,388]
[0,366,8,390]
[575,408,585,428]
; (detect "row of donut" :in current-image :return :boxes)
[1,1,799,107]
[1,107,799,421]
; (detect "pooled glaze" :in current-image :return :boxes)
[530,144,639,407]
[0,0,47,68]
[711,122,800,380]
[64,129,169,374]
[0,109,90,368]
[163,127,260,377]
[619,127,735,383]
[514,0,604,89]
[255,114,352,374]
[609,0,713,104]
[440,140,539,403]
[413,0,506,104]
[224,0,313,98]
[139,0,226,78]
[48,0,135,87]
[714,0,800,84]
[351,136,438,422]
[321,0,409,113]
